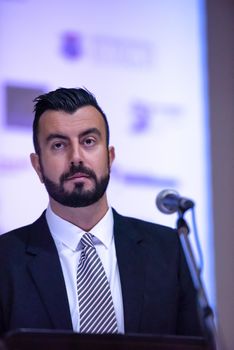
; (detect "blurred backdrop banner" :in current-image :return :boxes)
[0,0,215,314]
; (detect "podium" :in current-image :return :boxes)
[3,330,209,350]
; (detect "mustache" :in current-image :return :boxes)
[60,163,97,183]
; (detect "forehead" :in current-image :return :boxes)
[38,106,106,137]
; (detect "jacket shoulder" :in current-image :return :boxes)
[112,208,177,242]
[0,212,47,256]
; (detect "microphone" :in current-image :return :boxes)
[156,189,194,214]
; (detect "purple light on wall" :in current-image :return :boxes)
[0,158,29,172]
[111,166,178,188]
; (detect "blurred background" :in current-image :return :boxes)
[0,0,233,348]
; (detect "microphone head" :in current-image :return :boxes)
[156,189,179,214]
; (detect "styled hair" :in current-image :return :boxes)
[33,87,110,154]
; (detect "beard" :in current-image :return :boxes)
[40,162,110,208]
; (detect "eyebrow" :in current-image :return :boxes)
[45,128,102,143]
[46,134,69,143]
[79,128,102,139]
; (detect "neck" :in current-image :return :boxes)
[49,196,109,232]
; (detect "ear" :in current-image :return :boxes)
[108,146,115,169]
[30,153,44,183]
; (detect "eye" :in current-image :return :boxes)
[83,137,96,147]
[52,141,65,150]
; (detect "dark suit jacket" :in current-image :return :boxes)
[0,209,203,336]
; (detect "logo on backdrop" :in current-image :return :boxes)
[130,100,183,133]
[61,32,83,59]
[61,31,155,68]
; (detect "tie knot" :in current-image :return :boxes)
[80,232,94,249]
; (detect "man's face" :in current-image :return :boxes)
[30,106,115,208]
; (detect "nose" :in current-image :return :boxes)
[70,142,83,165]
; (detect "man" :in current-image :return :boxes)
[0,87,203,336]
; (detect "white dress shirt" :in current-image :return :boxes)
[46,205,124,333]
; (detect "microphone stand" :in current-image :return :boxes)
[176,210,218,350]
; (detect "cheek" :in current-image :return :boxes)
[95,154,110,175]
[41,156,66,179]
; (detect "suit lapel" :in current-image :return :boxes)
[26,212,73,330]
[25,210,148,333]
[113,210,146,333]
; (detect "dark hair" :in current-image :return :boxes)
[33,87,110,154]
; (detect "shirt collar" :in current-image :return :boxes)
[46,205,114,251]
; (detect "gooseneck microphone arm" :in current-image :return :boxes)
[156,189,218,350]
[176,214,218,350]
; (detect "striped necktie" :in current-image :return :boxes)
[77,232,118,333]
